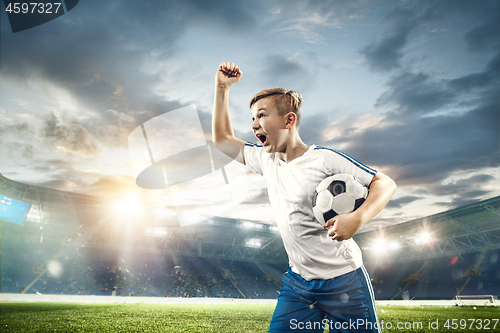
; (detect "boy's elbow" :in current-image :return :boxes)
[389,178,397,195]
[213,133,231,143]
[374,171,397,195]
[385,175,397,196]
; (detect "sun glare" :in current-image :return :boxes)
[114,201,143,214]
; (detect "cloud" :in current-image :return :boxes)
[448,53,500,92]
[429,174,495,197]
[1,141,35,160]
[361,27,412,72]
[0,118,39,162]
[31,159,72,173]
[325,53,499,191]
[0,0,260,151]
[386,195,423,209]
[428,173,496,208]
[260,55,311,92]
[0,2,190,127]
[27,169,154,204]
[42,113,101,158]
[375,72,455,114]
[339,98,499,185]
[465,22,500,52]
[105,109,136,127]
[0,122,30,139]
[360,4,440,72]
[269,0,368,44]
[1,0,498,225]
[299,112,333,144]
[182,0,255,31]
[359,1,499,73]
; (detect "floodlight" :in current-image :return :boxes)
[243,221,256,229]
[47,261,62,278]
[416,232,431,244]
[245,238,262,248]
[26,207,42,222]
[153,207,176,217]
[372,238,386,254]
[144,226,169,238]
[242,221,264,230]
[389,241,400,250]
[270,226,279,233]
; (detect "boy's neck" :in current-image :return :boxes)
[277,138,310,163]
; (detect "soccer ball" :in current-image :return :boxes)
[312,174,368,225]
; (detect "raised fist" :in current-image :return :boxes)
[216,61,242,88]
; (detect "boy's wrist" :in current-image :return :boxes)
[215,83,232,90]
[351,210,367,228]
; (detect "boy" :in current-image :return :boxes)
[212,61,396,332]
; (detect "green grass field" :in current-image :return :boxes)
[1,302,499,332]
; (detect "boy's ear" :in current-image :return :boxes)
[285,112,296,129]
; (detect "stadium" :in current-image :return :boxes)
[1,172,499,332]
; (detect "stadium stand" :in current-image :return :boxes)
[1,173,499,301]
[369,250,500,300]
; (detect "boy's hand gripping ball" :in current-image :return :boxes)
[312,174,368,225]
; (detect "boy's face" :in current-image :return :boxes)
[250,97,288,153]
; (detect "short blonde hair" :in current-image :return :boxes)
[249,88,303,126]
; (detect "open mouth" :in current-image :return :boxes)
[256,134,267,144]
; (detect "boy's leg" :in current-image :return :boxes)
[269,269,325,333]
[316,266,381,333]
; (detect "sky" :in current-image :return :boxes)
[0,0,499,231]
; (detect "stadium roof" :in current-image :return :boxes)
[1,173,499,264]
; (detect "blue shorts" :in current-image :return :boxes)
[269,266,381,333]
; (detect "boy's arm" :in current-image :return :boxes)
[324,171,397,241]
[212,61,247,164]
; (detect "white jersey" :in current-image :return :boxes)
[244,142,376,281]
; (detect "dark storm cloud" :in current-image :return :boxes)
[360,5,439,72]
[42,113,101,158]
[260,55,311,91]
[341,95,499,185]
[375,72,455,114]
[373,50,499,112]
[386,195,423,209]
[465,23,500,52]
[299,111,331,144]
[433,188,493,209]
[360,0,499,72]
[1,0,256,126]
[182,0,255,30]
[360,27,411,72]
[327,53,499,194]
[448,53,500,92]
[429,174,495,198]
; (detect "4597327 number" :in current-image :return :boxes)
[5,2,62,14]
[444,318,499,330]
